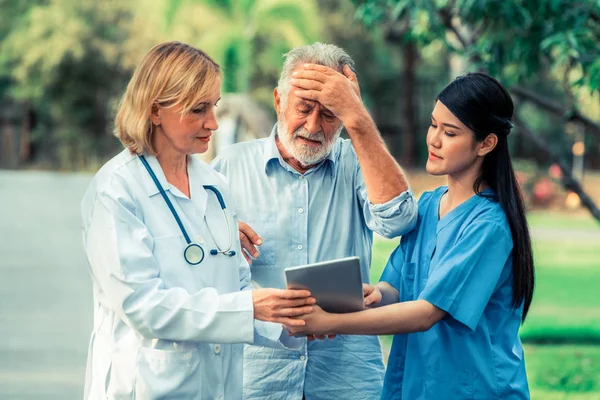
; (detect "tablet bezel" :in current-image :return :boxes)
[284,256,365,314]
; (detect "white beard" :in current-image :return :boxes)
[276,118,343,167]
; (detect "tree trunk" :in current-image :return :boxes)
[513,114,600,223]
[401,40,418,167]
[19,102,32,163]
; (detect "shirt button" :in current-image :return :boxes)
[297,244,303,250]
[300,355,306,361]
[298,175,304,180]
[214,344,221,354]
[196,235,204,244]
[298,208,304,214]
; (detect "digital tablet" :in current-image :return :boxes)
[284,256,365,314]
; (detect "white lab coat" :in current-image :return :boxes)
[81,150,296,399]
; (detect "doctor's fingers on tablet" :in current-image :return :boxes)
[277,297,317,308]
[278,289,312,299]
[274,306,314,318]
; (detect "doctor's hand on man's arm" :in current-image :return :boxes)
[238,221,262,264]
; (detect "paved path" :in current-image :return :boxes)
[0,170,93,399]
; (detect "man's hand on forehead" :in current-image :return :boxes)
[290,63,363,124]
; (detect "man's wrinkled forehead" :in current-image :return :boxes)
[293,97,333,115]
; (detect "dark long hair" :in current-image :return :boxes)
[436,72,534,322]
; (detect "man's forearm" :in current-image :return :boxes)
[344,111,409,204]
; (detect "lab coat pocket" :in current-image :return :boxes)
[134,346,202,399]
[105,350,137,399]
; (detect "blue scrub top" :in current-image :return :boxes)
[380,186,530,399]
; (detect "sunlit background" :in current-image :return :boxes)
[1,0,599,399]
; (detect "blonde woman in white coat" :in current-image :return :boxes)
[81,41,314,400]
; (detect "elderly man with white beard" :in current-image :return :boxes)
[211,43,417,400]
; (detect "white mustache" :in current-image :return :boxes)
[294,129,325,144]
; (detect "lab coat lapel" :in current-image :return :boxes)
[188,155,221,225]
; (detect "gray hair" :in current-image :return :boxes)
[277,42,355,111]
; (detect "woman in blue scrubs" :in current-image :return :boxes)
[289,73,535,399]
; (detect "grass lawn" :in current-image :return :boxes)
[369,210,600,398]
[526,345,600,399]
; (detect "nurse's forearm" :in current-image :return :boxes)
[330,300,445,335]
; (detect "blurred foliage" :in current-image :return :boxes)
[0,0,133,168]
[0,0,322,169]
[525,345,600,395]
[0,0,598,170]
[117,0,321,105]
[351,0,600,176]
[352,0,600,92]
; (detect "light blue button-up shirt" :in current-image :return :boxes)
[212,125,418,400]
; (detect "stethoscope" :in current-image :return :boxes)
[139,155,236,265]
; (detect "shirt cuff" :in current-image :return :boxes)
[218,289,255,343]
[366,189,417,239]
[368,188,415,218]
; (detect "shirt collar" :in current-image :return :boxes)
[262,124,282,172]
[262,123,339,178]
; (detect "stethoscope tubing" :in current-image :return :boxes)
[139,155,235,263]
[139,155,193,245]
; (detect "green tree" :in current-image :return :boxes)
[1,0,133,169]
[351,0,600,164]
[161,0,322,94]
[352,0,600,221]
[354,0,600,92]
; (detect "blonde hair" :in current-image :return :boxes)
[114,41,220,154]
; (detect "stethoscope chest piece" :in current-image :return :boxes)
[184,243,205,265]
